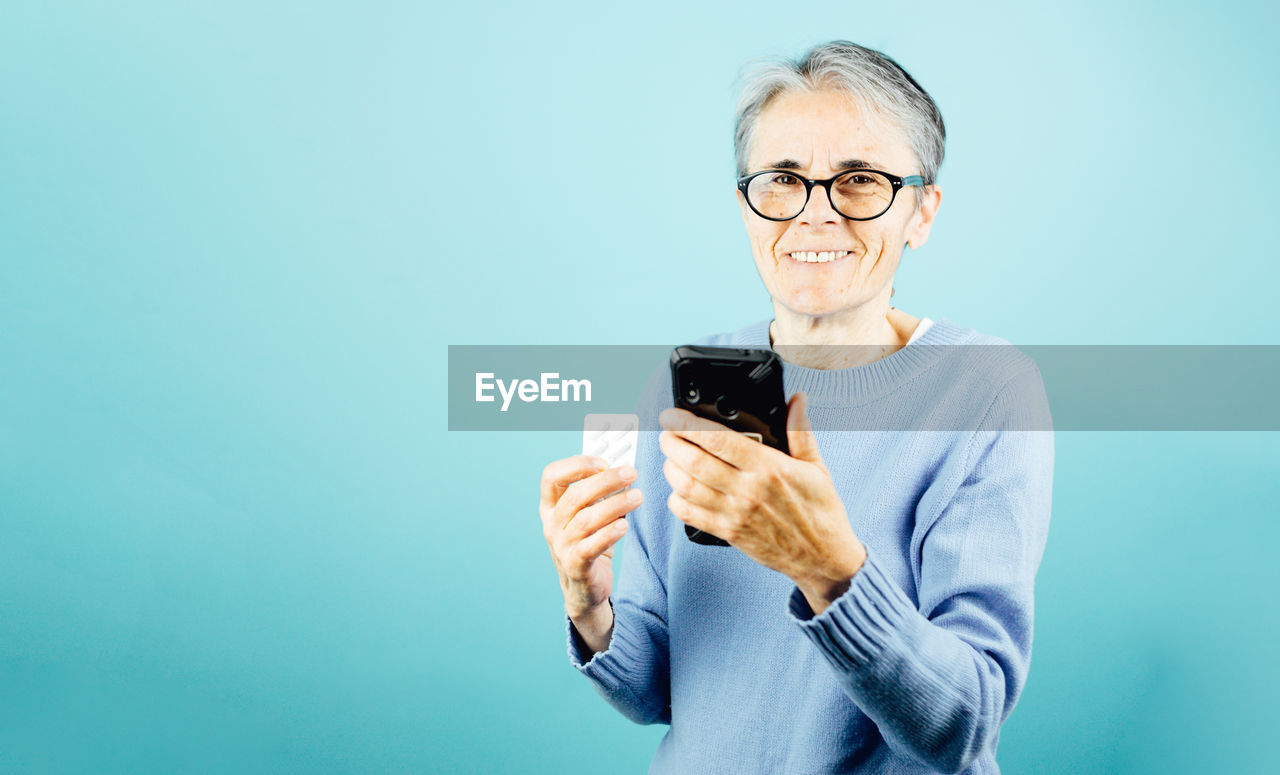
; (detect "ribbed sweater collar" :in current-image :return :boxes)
[730,317,975,405]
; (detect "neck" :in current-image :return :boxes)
[769,295,920,370]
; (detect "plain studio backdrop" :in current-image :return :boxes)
[2,1,1278,773]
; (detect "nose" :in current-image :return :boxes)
[796,180,842,226]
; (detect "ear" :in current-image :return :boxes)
[736,188,750,226]
[905,184,942,250]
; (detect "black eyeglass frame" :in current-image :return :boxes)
[736,168,930,222]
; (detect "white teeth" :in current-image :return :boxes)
[788,251,849,263]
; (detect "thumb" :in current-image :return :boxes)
[785,392,825,466]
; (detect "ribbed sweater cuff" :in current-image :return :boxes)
[786,549,920,672]
[564,606,651,709]
[566,613,599,668]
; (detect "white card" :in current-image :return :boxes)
[582,413,639,470]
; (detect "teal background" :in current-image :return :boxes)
[2,1,1278,772]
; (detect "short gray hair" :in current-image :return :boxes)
[733,41,945,209]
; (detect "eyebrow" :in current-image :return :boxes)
[764,158,876,171]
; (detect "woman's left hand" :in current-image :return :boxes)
[658,392,867,612]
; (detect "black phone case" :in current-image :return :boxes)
[669,345,789,547]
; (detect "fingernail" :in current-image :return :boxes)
[592,457,609,468]
[620,465,637,479]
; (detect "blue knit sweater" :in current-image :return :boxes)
[566,317,1054,774]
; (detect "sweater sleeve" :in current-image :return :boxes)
[784,365,1054,773]
[564,364,674,725]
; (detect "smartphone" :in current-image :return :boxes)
[669,345,789,546]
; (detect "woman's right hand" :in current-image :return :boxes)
[540,455,643,622]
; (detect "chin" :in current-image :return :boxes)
[775,292,852,318]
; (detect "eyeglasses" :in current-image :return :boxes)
[736,168,929,222]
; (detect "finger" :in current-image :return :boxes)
[785,392,825,466]
[564,487,643,543]
[541,455,608,511]
[564,517,631,577]
[555,466,638,530]
[663,457,731,511]
[658,407,765,470]
[659,429,739,493]
[667,491,727,541]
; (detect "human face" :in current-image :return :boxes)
[737,89,940,318]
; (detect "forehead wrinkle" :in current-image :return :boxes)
[753,93,909,174]
[753,141,813,174]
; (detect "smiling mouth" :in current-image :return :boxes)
[785,250,851,264]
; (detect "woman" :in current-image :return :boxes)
[538,40,1053,774]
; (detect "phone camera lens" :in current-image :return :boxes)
[684,386,700,404]
[715,395,739,420]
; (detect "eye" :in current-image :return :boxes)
[769,173,800,186]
